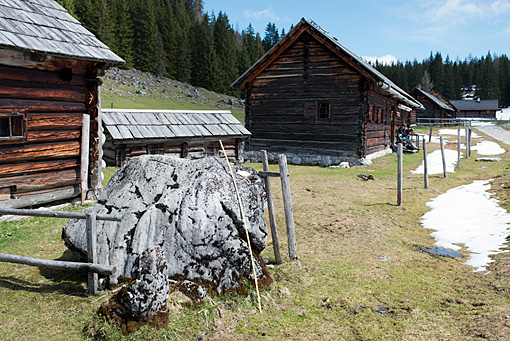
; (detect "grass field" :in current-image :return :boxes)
[1,126,510,340]
[100,68,245,123]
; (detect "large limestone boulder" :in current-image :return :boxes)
[62,156,272,294]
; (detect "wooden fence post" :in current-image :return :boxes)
[429,125,433,142]
[440,136,447,178]
[80,114,90,205]
[261,150,282,264]
[423,138,429,189]
[86,212,98,295]
[397,143,403,205]
[457,129,461,168]
[467,128,472,158]
[278,154,297,260]
[465,128,470,158]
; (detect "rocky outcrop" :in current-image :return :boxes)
[62,156,272,295]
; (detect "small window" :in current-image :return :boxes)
[0,110,26,140]
[147,144,165,155]
[317,102,331,120]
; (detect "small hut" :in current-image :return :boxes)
[232,18,423,166]
[0,0,124,208]
[450,99,499,119]
[410,87,457,122]
[102,109,250,166]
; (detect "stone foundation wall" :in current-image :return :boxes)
[243,151,367,167]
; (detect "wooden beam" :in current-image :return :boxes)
[278,154,298,260]
[81,114,90,204]
[0,253,115,275]
[261,150,281,264]
[0,207,122,221]
[0,159,78,177]
[0,185,80,209]
[0,169,79,193]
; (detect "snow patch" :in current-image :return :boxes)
[497,108,510,120]
[421,180,510,272]
[411,149,460,175]
[438,129,480,138]
[362,148,393,165]
[471,141,505,155]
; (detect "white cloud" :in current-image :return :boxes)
[425,0,510,23]
[491,0,510,13]
[428,0,482,23]
[503,26,510,34]
[243,6,284,22]
[363,55,398,66]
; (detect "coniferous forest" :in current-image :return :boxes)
[57,0,509,107]
[375,52,510,108]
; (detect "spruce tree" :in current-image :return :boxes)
[113,0,133,67]
[213,12,238,94]
[130,0,157,73]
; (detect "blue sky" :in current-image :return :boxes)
[203,0,510,64]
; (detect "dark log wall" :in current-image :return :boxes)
[246,32,364,158]
[103,136,241,167]
[0,62,100,208]
[365,89,415,155]
[457,110,497,119]
[413,93,443,119]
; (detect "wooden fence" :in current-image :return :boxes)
[0,207,122,295]
[416,118,472,127]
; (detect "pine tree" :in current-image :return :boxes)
[479,52,500,100]
[96,0,114,49]
[498,55,510,106]
[112,0,133,67]
[213,12,238,94]
[174,0,193,82]
[130,0,158,73]
[262,22,279,51]
[429,52,445,93]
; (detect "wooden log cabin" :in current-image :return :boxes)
[410,87,457,122]
[232,18,423,166]
[102,109,250,166]
[450,99,499,119]
[0,0,124,208]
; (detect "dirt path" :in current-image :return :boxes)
[475,125,510,146]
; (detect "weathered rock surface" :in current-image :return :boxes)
[62,156,272,294]
[99,247,170,331]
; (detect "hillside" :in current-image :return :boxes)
[100,67,245,122]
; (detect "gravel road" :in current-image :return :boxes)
[475,125,510,146]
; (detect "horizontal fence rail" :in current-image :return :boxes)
[416,118,472,127]
[0,253,116,275]
[0,207,122,222]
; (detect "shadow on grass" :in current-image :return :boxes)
[39,250,88,284]
[0,250,89,296]
[365,203,399,207]
[0,275,86,296]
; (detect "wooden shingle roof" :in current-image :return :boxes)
[450,100,499,111]
[102,109,251,142]
[0,0,124,63]
[412,88,454,111]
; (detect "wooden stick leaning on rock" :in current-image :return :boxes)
[219,140,262,313]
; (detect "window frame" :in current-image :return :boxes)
[316,101,331,121]
[0,109,27,142]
